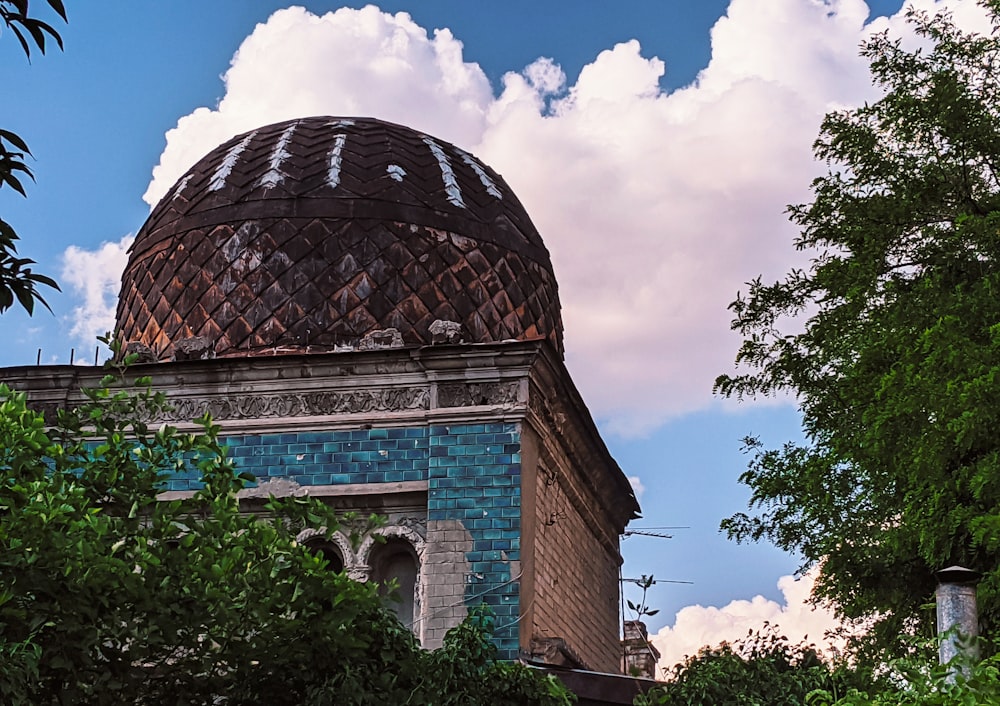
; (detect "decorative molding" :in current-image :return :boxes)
[240,477,308,499]
[347,566,370,582]
[395,515,428,540]
[159,387,430,422]
[437,381,518,408]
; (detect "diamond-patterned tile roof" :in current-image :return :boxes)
[116,117,563,360]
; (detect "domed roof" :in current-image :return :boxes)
[116,116,562,360]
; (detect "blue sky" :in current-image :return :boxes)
[9,0,970,668]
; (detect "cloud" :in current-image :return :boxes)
[66,0,993,434]
[628,475,646,501]
[650,567,846,674]
[61,235,134,348]
[142,6,492,207]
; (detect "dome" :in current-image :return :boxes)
[116,116,563,360]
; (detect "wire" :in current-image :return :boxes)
[407,570,524,629]
[621,577,694,585]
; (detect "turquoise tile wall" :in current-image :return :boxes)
[428,423,521,658]
[164,422,522,659]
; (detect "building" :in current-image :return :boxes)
[7,117,643,678]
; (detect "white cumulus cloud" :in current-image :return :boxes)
[64,0,993,433]
[61,235,134,348]
[651,567,847,675]
[628,475,646,501]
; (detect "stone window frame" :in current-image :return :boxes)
[357,525,427,642]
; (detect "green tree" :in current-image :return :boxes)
[637,626,871,706]
[0,0,64,314]
[715,1,1000,659]
[0,357,572,705]
[810,639,1000,706]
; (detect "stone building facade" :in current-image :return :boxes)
[4,116,641,674]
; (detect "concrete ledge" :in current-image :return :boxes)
[158,480,428,502]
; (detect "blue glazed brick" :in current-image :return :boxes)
[181,424,520,658]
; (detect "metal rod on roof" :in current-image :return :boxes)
[36,348,41,365]
[95,347,99,366]
[69,348,74,365]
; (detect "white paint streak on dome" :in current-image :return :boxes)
[387,164,406,182]
[209,131,257,191]
[169,173,193,202]
[327,119,356,129]
[422,137,465,209]
[258,122,297,188]
[326,133,348,189]
[457,149,502,199]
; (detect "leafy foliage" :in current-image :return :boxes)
[637,625,871,706]
[0,0,64,314]
[0,353,573,705]
[627,575,660,620]
[715,1,1000,658]
[810,639,1000,706]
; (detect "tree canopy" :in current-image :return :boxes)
[0,354,572,705]
[638,626,872,706]
[715,0,1000,659]
[0,0,64,314]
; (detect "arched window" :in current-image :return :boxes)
[303,537,345,574]
[369,537,419,627]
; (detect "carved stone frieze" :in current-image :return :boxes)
[347,566,370,582]
[239,477,308,499]
[395,515,428,539]
[437,381,519,408]
[158,387,430,422]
